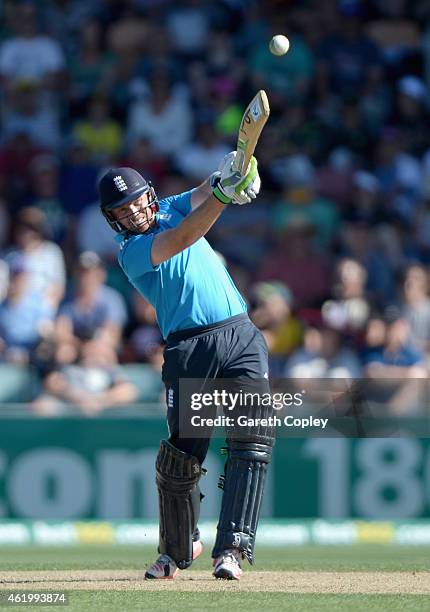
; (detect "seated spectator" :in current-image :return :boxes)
[121,137,168,186]
[68,18,114,118]
[76,199,119,263]
[5,207,66,309]
[59,139,101,217]
[401,265,430,354]
[363,309,428,415]
[0,1,65,93]
[123,293,164,370]
[316,10,382,100]
[257,216,331,308]
[27,154,67,242]
[270,154,339,249]
[322,258,370,335]
[175,117,230,181]
[73,95,123,163]
[339,217,396,307]
[0,256,55,364]
[363,309,427,378]
[285,316,362,379]
[249,281,302,376]
[55,251,127,358]
[32,338,138,416]
[0,132,46,204]
[126,70,192,157]
[389,76,429,156]
[374,128,423,224]
[165,0,210,59]
[347,171,382,222]
[2,80,61,151]
[315,147,355,210]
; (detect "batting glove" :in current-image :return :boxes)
[212,151,260,205]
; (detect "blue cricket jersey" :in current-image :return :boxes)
[117,190,247,339]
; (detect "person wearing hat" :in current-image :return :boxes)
[98,156,274,581]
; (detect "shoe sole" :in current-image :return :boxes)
[145,541,203,580]
[213,566,242,581]
[144,569,179,580]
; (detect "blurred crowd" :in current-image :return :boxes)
[1,0,430,415]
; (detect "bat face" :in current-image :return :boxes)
[233,90,270,174]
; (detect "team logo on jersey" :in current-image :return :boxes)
[114,175,127,191]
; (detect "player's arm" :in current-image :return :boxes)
[152,155,259,266]
[190,175,213,210]
[151,194,225,265]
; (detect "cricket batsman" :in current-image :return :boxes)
[98,152,275,580]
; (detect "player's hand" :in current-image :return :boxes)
[212,151,260,205]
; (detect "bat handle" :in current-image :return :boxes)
[232,149,246,174]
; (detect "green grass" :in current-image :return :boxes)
[0,544,429,572]
[56,593,430,612]
[0,593,428,612]
[1,546,429,611]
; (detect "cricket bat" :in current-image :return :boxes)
[232,90,270,174]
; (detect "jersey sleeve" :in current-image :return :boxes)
[162,190,192,217]
[118,234,160,279]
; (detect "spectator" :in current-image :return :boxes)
[126,70,192,157]
[55,251,127,358]
[257,216,331,308]
[249,281,302,375]
[68,18,114,117]
[285,318,362,379]
[175,117,229,181]
[374,128,423,224]
[271,154,339,249]
[401,264,430,354]
[0,256,55,364]
[363,309,428,415]
[363,310,427,378]
[2,80,61,151]
[32,338,138,416]
[27,154,66,242]
[0,132,46,204]
[390,76,429,156]
[73,96,123,163]
[322,258,370,335]
[5,207,66,308]
[0,2,65,92]
[165,0,211,60]
[59,139,101,217]
[124,293,164,369]
[121,137,168,186]
[339,217,396,307]
[316,10,383,100]
[76,199,119,263]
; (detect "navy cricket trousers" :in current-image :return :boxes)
[161,313,270,464]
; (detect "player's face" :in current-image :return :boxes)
[112,192,156,233]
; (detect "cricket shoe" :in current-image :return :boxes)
[145,540,203,579]
[212,548,243,580]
